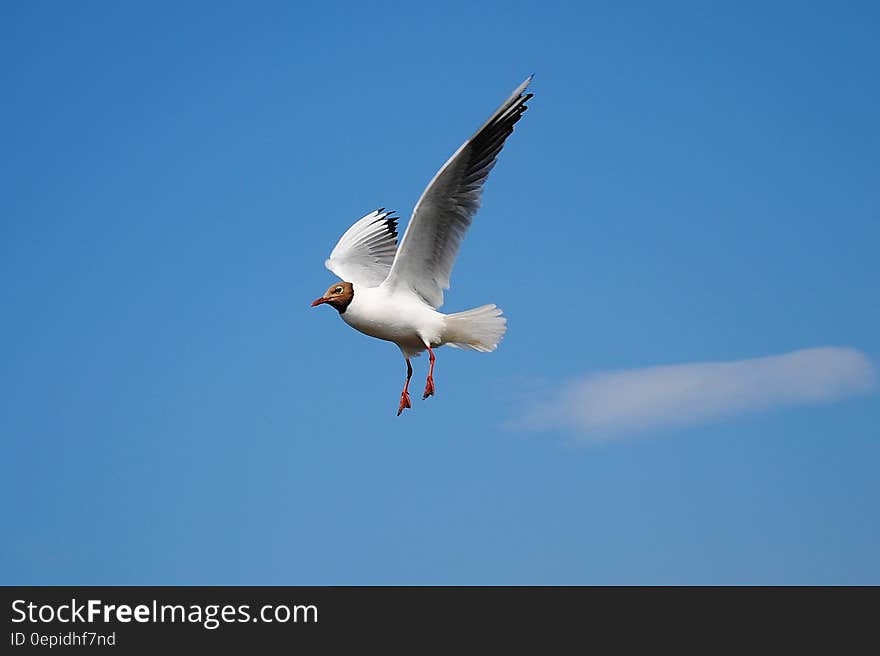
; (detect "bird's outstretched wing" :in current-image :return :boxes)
[381,76,533,308]
[325,209,399,287]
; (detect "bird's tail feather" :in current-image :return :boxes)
[443,304,507,352]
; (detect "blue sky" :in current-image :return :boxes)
[2,1,878,584]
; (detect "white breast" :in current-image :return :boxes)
[341,286,445,355]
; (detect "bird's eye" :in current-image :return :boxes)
[334,286,343,294]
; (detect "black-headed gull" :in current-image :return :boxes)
[311,77,534,415]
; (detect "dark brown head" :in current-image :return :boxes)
[310,281,354,313]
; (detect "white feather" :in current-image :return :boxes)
[325,209,398,287]
[381,76,533,308]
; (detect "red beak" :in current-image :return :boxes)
[311,297,329,307]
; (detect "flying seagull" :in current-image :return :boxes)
[311,77,534,415]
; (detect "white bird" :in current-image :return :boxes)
[311,77,534,415]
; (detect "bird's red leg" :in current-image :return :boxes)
[397,358,413,416]
[422,345,436,400]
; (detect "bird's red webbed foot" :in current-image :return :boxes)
[422,345,436,400]
[422,376,435,400]
[397,390,412,416]
[397,357,413,416]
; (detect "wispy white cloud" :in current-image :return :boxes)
[519,347,875,441]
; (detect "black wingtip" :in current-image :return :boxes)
[386,215,399,239]
[371,209,399,239]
